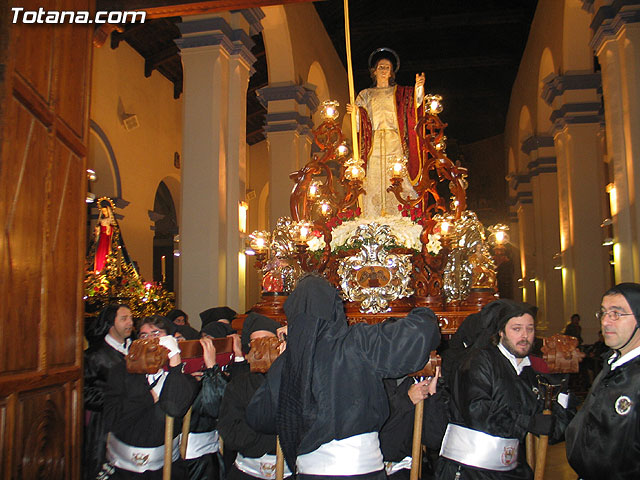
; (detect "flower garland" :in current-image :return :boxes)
[307,208,442,255]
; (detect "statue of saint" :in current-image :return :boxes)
[94,199,116,272]
[349,48,425,217]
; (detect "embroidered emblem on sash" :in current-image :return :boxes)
[260,461,276,479]
[132,453,149,466]
[501,446,517,466]
[615,395,633,415]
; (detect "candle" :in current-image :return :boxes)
[161,255,166,282]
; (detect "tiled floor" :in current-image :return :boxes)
[539,442,579,480]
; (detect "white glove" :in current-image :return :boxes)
[158,335,181,359]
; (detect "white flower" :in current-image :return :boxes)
[329,215,422,251]
[307,236,326,252]
[426,233,442,255]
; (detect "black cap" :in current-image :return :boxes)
[200,321,234,339]
[241,312,281,353]
[199,306,237,327]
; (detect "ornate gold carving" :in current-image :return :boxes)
[338,223,414,314]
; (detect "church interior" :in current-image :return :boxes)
[1,0,639,476]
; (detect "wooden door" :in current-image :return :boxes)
[0,0,93,478]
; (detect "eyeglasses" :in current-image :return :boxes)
[138,329,164,339]
[595,310,635,321]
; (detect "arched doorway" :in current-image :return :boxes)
[152,181,178,292]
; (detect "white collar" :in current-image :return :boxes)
[609,344,640,370]
[105,333,131,355]
[498,342,531,375]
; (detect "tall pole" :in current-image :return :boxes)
[343,0,360,164]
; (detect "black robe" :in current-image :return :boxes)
[184,365,227,480]
[380,377,448,459]
[103,362,198,479]
[84,338,126,479]
[380,378,448,480]
[565,354,640,480]
[218,371,279,480]
[436,347,569,480]
[246,305,441,478]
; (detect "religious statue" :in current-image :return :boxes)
[469,243,497,290]
[94,198,117,272]
[349,48,425,217]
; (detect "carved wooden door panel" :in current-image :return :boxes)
[0,0,93,478]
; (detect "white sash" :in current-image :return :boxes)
[106,433,180,473]
[385,456,412,475]
[439,424,519,471]
[183,430,219,460]
[296,432,384,475]
[235,453,292,479]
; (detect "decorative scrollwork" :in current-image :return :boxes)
[338,223,414,313]
[21,398,65,479]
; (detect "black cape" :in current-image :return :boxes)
[103,362,198,478]
[566,354,640,480]
[83,338,127,479]
[184,365,228,480]
[436,346,569,480]
[380,377,449,462]
[246,276,440,474]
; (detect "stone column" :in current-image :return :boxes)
[176,12,259,320]
[509,176,537,306]
[520,135,562,333]
[592,4,640,282]
[256,83,318,226]
[544,72,608,340]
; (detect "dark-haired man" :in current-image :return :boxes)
[84,303,133,479]
[566,283,640,480]
[436,300,571,479]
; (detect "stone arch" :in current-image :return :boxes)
[508,147,517,176]
[261,6,295,83]
[538,48,556,131]
[152,180,179,291]
[88,120,121,201]
[257,183,269,231]
[307,61,330,126]
[518,105,534,172]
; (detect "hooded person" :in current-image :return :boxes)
[168,308,200,339]
[218,312,291,480]
[566,283,640,480]
[83,303,133,479]
[435,299,573,480]
[201,321,235,340]
[246,275,440,480]
[200,306,237,330]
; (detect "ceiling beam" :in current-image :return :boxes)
[98,0,319,19]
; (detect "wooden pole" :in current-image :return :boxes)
[163,415,174,480]
[410,399,424,480]
[343,0,359,164]
[533,409,552,480]
[180,406,193,459]
[276,436,285,480]
[526,433,535,470]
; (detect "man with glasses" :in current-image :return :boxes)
[566,283,640,480]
